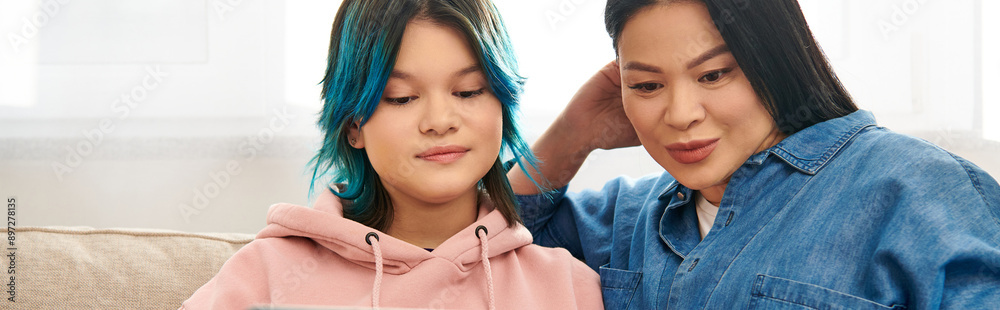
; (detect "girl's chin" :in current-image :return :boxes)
[413,186,480,203]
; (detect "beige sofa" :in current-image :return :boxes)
[13,226,254,309]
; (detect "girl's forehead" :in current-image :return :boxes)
[389,20,482,82]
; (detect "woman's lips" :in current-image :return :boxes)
[416,145,469,164]
[665,138,719,164]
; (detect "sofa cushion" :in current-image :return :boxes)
[14,226,254,309]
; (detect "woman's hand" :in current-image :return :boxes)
[509,61,640,194]
[562,60,640,151]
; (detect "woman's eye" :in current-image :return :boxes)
[384,96,415,105]
[628,83,662,93]
[455,88,485,99]
[698,69,731,83]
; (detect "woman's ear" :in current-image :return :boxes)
[347,121,365,149]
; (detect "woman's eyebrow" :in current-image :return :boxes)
[686,44,730,70]
[621,45,731,74]
[622,61,662,73]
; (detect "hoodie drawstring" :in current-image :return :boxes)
[366,232,383,309]
[365,227,495,309]
[475,225,496,310]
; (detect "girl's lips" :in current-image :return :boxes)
[665,138,719,164]
[416,145,469,164]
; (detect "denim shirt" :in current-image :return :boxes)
[517,111,1000,309]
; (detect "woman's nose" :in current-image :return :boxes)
[663,86,705,131]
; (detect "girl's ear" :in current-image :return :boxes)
[347,121,365,149]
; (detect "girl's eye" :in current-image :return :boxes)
[384,96,416,105]
[698,69,732,83]
[455,88,485,99]
[627,83,662,93]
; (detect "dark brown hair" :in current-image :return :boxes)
[605,0,858,134]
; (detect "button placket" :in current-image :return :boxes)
[687,258,700,271]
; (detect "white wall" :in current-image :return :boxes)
[1,0,997,233]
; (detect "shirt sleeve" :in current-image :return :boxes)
[885,156,1000,308]
[516,174,665,272]
[937,159,1000,307]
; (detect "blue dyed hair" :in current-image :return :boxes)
[310,0,542,230]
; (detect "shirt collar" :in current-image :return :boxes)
[657,179,686,202]
[654,110,876,198]
[761,110,878,175]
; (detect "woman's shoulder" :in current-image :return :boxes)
[846,127,989,177]
[842,128,1000,220]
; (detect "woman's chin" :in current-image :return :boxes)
[672,172,725,192]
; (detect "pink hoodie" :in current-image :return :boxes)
[181,189,603,309]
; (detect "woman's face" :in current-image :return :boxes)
[618,2,784,196]
[350,20,503,207]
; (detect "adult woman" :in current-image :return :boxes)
[509,0,1000,309]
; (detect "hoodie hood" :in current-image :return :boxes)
[256,187,534,275]
[182,187,604,310]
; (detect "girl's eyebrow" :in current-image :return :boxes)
[390,70,412,80]
[452,64,481,78]
[389,64,481,80]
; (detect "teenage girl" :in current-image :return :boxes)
[182,0,602,309]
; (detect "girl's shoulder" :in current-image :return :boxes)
[512,243,598,276]
[225,236,326,270]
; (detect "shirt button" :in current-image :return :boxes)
[677,192,685,200]
[688,258,700,272]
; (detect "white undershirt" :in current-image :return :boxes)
[694,191,719,240]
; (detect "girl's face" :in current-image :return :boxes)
[617,2,784,196]
[350,20,503,207]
